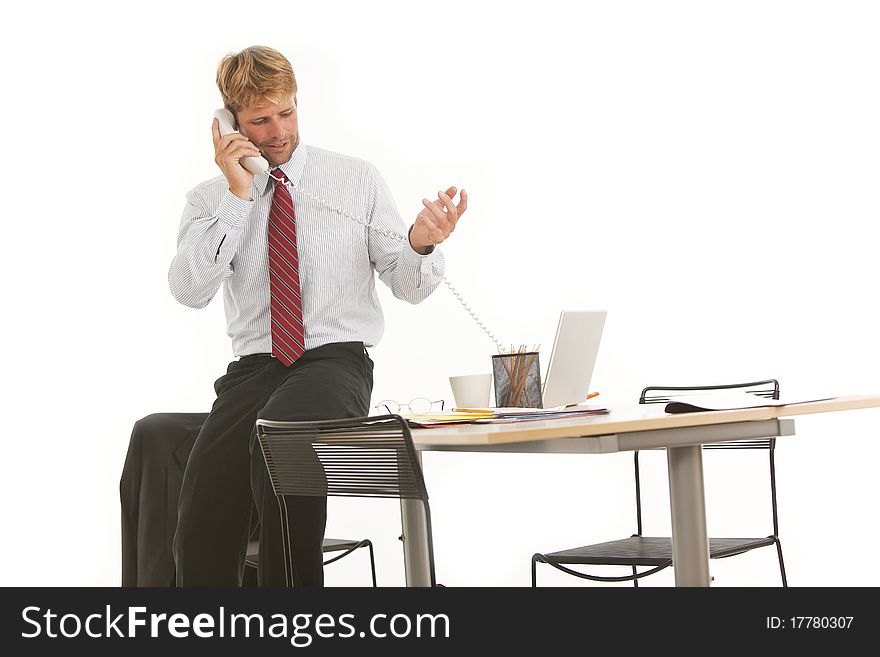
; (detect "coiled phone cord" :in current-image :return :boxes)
[269,172,505,353]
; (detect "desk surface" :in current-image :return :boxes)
[410,395,880,449]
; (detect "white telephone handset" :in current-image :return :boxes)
[214,108,270,176]
[212,107,504,351]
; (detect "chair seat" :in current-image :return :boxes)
[541,536,777,567]
[245,538,367,568]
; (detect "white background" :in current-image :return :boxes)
[2,0,878,587]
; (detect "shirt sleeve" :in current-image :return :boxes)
[365,163,446,304]
[168,187,253,309]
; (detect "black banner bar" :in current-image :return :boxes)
[1,587,872,654]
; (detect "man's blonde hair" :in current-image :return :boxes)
[216,46,297,115]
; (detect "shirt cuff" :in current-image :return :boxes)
[402,233,440,277]
[217,191,254,230]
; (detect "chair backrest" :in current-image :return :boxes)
[640,379,780,450]
[255,414,429,501]
[634,379,782,537]
[256,414,436,586]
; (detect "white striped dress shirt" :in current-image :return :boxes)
[168,142,445,357]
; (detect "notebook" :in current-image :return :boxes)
[540,310,607,409]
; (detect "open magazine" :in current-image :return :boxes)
[664,391,835,414]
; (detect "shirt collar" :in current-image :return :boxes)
[256,141,309,197]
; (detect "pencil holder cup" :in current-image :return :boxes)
[492,352,542,408]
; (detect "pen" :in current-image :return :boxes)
[563,393,601,409]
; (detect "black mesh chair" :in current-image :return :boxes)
[255,414,437,587]
[531,379,788,587]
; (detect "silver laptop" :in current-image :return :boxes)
[541,310,607,408]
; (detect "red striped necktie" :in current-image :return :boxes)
[267,169,305,365]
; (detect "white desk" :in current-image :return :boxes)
[399,395,880,586]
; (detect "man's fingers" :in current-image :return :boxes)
[421,198,450,232]
[421,199,447,230]
[457,189,468,217]
[221,133,254,150]
[220,141,262,167]
[216,131,250,151]
[215,136,261,176]
[214,122,252,151]
[212,118,222,148]
[417,212,448,243]
[219,145,261,168]
[226,141,262,157]
[437,191,458,229]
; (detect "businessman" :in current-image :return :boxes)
[168,45,467,586]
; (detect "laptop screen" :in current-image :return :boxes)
[541,310,607,408]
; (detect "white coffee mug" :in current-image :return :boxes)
[449,373,493,408]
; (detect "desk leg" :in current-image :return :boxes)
[399,451,432,587]
[666,445,711,587]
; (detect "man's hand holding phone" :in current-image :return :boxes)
[410,186,468,254]
[212,118,262,201]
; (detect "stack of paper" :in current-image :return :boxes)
[483,405,609,422]
[402,405,609,428]
[400,410,496,425]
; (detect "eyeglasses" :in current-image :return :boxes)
[374,398,445,415]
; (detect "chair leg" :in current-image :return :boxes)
[320,540,378,586]
[531,556,539,587]
[774,537,788,587]
[632,565,639,587]
[366,540,377,587]
[278,498,294,587]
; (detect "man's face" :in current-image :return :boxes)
[236,95,299,167]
